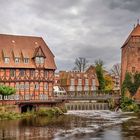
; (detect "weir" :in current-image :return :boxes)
[65,102,109,110]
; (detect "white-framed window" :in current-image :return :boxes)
[70,78,75,85]
[78,79,82,85]
[15,57,20,63]
[69,86,75,91]
[4,57,10,63]
[35,57,44,64]
[77,86,82,91]
[85,79,89,85]
[25,84,29,89]
[24,58,29,63]
[84,86,89,91]
[92,79,95,86]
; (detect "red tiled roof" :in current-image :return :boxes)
[0,34,57,69]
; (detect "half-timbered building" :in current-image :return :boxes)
[0,34,56,101]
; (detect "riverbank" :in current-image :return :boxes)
[0,106,67,120]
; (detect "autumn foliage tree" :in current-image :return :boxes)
[104,75,114,91]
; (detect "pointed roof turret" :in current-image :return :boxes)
[122,21,140,48]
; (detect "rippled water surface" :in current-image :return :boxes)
[0,110,140,140]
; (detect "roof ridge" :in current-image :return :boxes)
[122,24,140,48]
[0,33,42,38]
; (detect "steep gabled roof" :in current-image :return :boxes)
[122,24,140,48]
[0,34,57,69]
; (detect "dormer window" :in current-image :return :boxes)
[35,57,44,64]
[4,57,10,63]
[15,57,20,63]
[24,58,29,63]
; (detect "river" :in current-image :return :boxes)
[0,110,139,140]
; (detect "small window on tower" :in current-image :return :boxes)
[132,67,135,73]
[138,48,140,52]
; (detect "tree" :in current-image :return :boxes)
[73,57,88,72]
[111,63,121,77]
[0,85,16,105]
[104,75,114,91]
[95,59,105,90]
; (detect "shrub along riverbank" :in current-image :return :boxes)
[0,106,67,120]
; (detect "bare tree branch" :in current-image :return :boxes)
[73,57,89,72]
[111,63,121,77]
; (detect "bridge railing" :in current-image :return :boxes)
[54,90,120,100]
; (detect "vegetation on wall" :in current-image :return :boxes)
[121,72,140,112]
[121,72,140,97]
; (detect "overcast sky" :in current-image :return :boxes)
[0,0,140,71]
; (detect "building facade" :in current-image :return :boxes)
[0,34,56,101]
[121,23,140,99]
[121,24,140,83]
[57,68,99,94]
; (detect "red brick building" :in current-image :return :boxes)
[121,24,140,83]
[0,34,56,101]
[121,23,140,99]
[57,67,99,94]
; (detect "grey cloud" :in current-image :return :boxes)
[0,0,139,71]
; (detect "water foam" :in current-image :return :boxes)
[55,110,135,139]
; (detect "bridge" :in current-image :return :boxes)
[0,90,121,112]
[55,90,121,101]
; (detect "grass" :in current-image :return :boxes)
[0,106,67,120]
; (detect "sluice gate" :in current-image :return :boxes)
[65,102,109,110]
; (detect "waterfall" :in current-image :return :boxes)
[65,102,109,110]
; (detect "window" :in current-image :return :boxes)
[10,69,15,77]
[85,79,89,85]
[4,57,10,63]
[35,84,39,90]
[70,79,75,85]
[92,79,95,86]
[30,70,35,77]
[84,86,89,91]
[19,69,25,77]
[35,57,44,64]
[78,79,82,85]
[69,86,75,91]
[25,84,29,89]
[45,70,48,77]
[20,84,24,90]
[45,84,48,90]
[132,67,135,73]
[77,86,82,91]
[15,57,20,63]
[24,58,29,63]
[15,83,19,89]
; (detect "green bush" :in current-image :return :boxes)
[121,97,139,112]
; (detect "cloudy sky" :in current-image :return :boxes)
[0,0,139,71]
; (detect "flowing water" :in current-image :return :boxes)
[0,110,140,140]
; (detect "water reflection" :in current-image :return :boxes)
[0,111,139,140]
